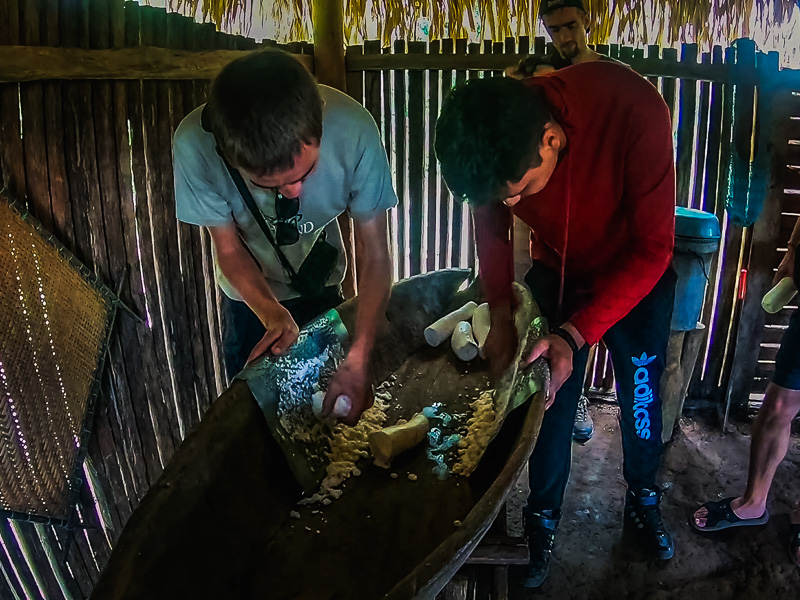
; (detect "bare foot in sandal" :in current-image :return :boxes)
[692,497,769,531]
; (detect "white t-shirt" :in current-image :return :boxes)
[173,85,398,301]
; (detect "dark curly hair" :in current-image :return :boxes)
[206,49,323,177]
[434,76,554,206]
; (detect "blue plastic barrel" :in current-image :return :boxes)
[671,207,721,331]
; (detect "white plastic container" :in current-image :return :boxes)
[762,277,797,314]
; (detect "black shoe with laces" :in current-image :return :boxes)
[624,487,675,560]
[518,508,561,588]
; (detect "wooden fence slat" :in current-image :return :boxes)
[425,39,441,273]
[696,46,739,397]
[19,0,53,231]
[5,520,60,600]
[30,523,81,600]
[449,38,467,269]
[407,41,425,276]
[125,1,179,466]
[0,521,41,600]
[439,37,454,271]
[691,53,712,210]
[676,43,698,208]
[392,39,408,279]
[687,46,727,397]
[661,47,679,130]
[141,5,198,439]
[162,13,212,422]
[182,12,224,403]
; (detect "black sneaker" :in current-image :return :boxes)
[519,508,561,588]
[624,487,675,560]
[573,395,594,443]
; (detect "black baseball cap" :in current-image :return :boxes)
[539,0,586,17]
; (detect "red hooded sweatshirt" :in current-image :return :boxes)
[474,61,675,346]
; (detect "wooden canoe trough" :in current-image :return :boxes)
[91,270,548,600]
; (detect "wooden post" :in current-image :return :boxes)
[312,0,356,297]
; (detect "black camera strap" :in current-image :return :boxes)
[219,154,300,280]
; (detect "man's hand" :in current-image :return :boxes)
[321,350,373,427]
[483,309,518,382]
[246,302,299,365]
[526,334,574,410]
[774,244,796,286]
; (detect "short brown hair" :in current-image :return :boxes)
[206,49,323,176]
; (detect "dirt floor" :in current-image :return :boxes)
[507,403,800,600]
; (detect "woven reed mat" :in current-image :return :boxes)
[0,198,114,523]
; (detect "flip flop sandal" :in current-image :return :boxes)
[789,524,800,568]
[690,497,769,532]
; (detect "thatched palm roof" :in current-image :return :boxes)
[170,0,799,48]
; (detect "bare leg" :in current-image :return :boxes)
[694,383,800,527]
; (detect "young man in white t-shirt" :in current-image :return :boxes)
[173,49,397,425]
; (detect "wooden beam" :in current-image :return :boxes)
[312,0,354,298]
[312,0,345,90]
[345,49,800,87]
[0,45,313,82]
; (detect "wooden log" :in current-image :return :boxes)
[0,45,313,82]
[407,41,425,276]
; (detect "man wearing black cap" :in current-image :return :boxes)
[540,0,602,65]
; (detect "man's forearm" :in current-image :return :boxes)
[216,246,280,318]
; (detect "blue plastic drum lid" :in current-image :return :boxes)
[674,206,721,254]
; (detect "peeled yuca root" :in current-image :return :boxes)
[424,301,478,347]
[451,321,478,361]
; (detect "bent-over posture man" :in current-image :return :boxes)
[173,49,396,424]
[692,215,800,568]
[435,62,677,587]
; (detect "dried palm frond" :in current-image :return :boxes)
[168,0,798,48]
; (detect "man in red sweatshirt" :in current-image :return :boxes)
[435,61,676,587]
